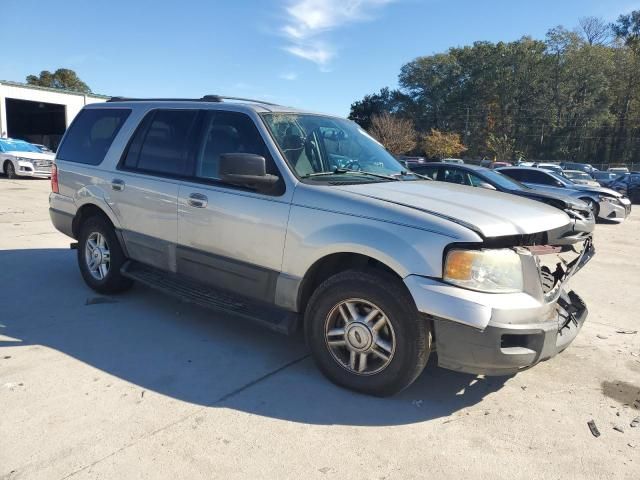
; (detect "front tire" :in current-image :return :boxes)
[583,198,600,220]
[4,161,17,179]
[78,216,133,294]
[305,269,431,396]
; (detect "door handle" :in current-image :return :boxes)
[187,193,208,208]
[111,179,125,191]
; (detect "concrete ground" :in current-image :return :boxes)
[0,177,638,480]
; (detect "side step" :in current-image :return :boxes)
[121,261,298,335]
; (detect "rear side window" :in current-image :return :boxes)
[122,109,198,176]
[57,108,130,165]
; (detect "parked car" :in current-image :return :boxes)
[608,167,629,174]
[32,143,54,153]
[591,171,618,187]
[488,161,512,169]
[562,170,600,187]
[497,167,631,222]
[559,162,596,174]
[607,172,640,204]
[50,97,594,395]
[395,155,427,169]
[533,162,563,174]
[0,138,55,179]
[442,158,464,164]
[410,163,594,232]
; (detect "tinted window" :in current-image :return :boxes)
[411,165,439,180]
[57,108,130,165]
[504,169,557,185]
[195,111,274,180]
[441,167,469,185]
[123,109,198,176]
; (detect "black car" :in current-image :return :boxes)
[608,172,640,203]
[410,163,595,231]
[591,171,619,187]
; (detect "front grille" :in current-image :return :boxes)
[535,238,592,299]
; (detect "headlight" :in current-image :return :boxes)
[443,248,523,293]
[15,157,34,164]
[600,196,618,204]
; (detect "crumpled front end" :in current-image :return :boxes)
[405,226,595,376]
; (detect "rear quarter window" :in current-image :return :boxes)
[57,108,130,165]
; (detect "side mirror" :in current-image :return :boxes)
[219,153,280,192]
[555,181,564,187]
[478,182,497,190]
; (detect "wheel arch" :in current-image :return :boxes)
[294,252,410,315]
[72,203,128,256]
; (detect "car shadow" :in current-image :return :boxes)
[0,248,510,426]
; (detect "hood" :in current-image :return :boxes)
[571,179,600,187]
[5,150,55,161]
[569,183,622,197]
[514,188,589,212]
[334,181,570,238]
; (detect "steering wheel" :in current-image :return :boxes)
[342,160,362,171]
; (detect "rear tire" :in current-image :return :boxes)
[78,216,133,294]
[4,161,17,179]
[304,269,431,396]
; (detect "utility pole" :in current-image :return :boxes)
[465,106,470,139]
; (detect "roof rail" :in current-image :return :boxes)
[106,95,280,106]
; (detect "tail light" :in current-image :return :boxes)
[51,163,59,193]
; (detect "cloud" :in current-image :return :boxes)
[279,72,299,81]
[281,0,394,68]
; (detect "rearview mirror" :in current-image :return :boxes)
[219,153,280,192]
[478,182,496,190]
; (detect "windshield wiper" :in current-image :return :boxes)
[394,170,432,181]
[302,168,399,181]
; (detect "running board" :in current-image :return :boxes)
[121,261,298,335]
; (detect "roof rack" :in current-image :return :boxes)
[106,95,280,107]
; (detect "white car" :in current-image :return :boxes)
[0,138,55,179]
[563,169,600,187]
[608,167,629,174]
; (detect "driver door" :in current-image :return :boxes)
[176,110,291,303]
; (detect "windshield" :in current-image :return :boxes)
[481,169,529,190]
[0,139,41,153]
[547,171,574,186]
[261,113,410,182]
[564,171,590,180]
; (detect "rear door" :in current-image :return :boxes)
[112,108,199,271]
[176,110,290,303]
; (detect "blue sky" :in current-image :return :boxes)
[3,0,639,115]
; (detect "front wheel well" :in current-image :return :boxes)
[297,253,404,314]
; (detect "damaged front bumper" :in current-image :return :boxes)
[405,238,594,376]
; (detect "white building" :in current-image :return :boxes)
[0,80,109,150]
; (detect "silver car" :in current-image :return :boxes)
[498,167,631,222]
[49,97,594,396]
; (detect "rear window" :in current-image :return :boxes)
[57,108,130,165]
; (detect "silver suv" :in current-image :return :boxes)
[49,97,594,396]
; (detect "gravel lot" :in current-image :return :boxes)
[1,177,639,480]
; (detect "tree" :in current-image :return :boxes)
[486,133,515,161]
[423,129,467,159]
[26,68,91,93]
[578,16,611,45]
[612,10,640,48]
[368,113,416,155]
[349,87,407,130]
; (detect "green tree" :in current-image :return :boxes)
[26,68,91,93]
[349,87,407,130]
